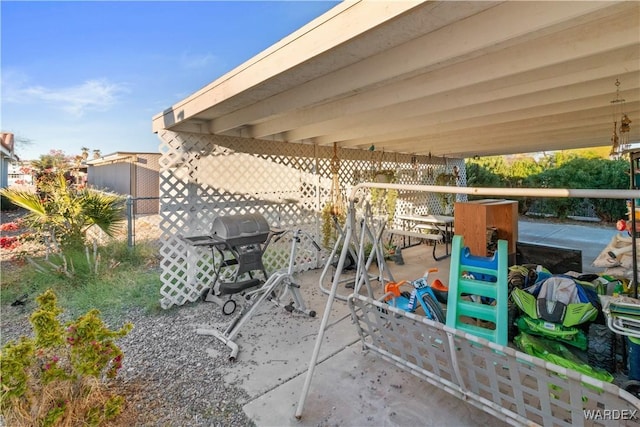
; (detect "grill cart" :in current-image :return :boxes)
[183,213,318,360]
[182,213,274,315]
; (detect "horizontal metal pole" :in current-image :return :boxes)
[128,196,161,201]
[349,182,640,201]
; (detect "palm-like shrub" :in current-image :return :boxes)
[0,173,124,251]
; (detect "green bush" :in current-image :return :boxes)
[530,157,628,220]
[0,289,132,426]
[466,155,629,221]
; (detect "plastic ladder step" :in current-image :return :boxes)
[446,235,508,346]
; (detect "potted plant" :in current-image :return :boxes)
[321,201,346,249]
[370,169,398,223]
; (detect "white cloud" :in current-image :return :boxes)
[2,73,128,117]
[180,51,217,70]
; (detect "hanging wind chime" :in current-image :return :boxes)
[610,78,632,157]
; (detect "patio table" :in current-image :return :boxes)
[389,214,454,261]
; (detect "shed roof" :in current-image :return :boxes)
[153,1,640,158]
[85,151,160,165]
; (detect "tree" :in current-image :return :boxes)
[465,159,505,188]
[30,149,72,174]
[466,153,628,221]
[528,157,628,220]
[507,157,542,186]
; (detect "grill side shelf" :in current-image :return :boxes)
[180,234,226,247]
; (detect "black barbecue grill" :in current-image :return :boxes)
[182,213,277,314]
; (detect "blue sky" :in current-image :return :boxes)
[1,1,338,160]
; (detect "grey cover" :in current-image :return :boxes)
[211,214,270,245]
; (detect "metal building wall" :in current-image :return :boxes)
[87,155,160,214]
[0,157,9,188]
[88,163,132,194]
[133,154,160,214]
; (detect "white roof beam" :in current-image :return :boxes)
[254,9,639,139]
[340,91,640,150]
[311,73,640,147]
[211,0,616,135]
[444,135,617,158]
[298,62,639,145]
[340,91,640,156]
[383,106,640,156]
[398,125,626,157]
[288,21,639,143]
[382,107,639,151]
[208,1,499,134]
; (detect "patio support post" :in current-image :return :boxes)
[295,198,356,419]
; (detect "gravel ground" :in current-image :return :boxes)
[1,302,256,426]
[0,209,256,426]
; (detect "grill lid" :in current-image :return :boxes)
[211,213,270,245]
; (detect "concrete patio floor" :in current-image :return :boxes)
[193,220,618,426]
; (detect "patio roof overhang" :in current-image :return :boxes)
[153,1,640,158]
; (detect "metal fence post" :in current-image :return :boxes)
[126,195,134,248]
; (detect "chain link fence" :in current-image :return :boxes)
[124,196,161,247]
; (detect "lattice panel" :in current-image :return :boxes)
[354,295,457,384]
[157,131,466,308]
[348,293,640,427]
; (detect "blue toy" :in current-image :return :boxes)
[383,268,446,323]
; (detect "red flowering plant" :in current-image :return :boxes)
[0,236,19,250]
[0,220,25,251]
[0,289,133,426]
[0,221,21,232]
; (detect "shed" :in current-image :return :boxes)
[86,151,160,214]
